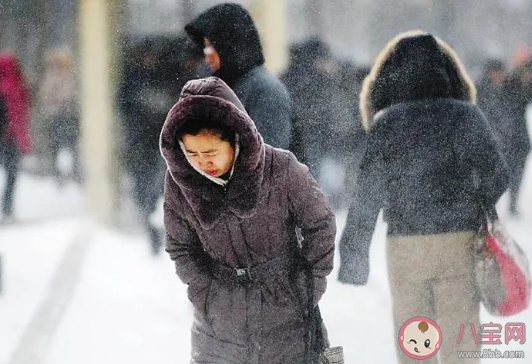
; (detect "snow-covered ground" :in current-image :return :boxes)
[0,160,531,364]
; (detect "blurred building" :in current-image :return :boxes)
[1,0,532,77]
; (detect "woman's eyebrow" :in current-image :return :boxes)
[202,149,217,153]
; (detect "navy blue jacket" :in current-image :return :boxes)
[339,99,508,283]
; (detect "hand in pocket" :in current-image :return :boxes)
[187,277,212,315]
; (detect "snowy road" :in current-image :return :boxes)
[0,164,531,363]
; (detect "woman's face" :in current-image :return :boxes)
[182,130,235,178]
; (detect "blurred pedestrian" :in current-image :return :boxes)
[502,60,532,216]
[476,59,509,145]
[0,51,31,223]
[184,2,291,149]
[338,31,508,363]
[117,37,177,254]
[280,38,357,209]
[160,77,336,363]
[38,47,80,185]
[337,63,371,196]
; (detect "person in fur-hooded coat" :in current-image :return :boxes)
[160,77,336,364]
[338,31,508,363]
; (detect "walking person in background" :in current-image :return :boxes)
[502,60,532,216]
[38,47,81,186]
[184,2,292,149]
[477,59,507,130]
[117,38,177,254]
[280,38,358,209]
[476,59,511,156]
[160,77,336,363]
[338,31,508,363]
[0,51,31,224]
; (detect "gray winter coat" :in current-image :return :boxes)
[231,65,291,149]
[160,77,336,363]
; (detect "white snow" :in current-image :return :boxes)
[0,162,531,364]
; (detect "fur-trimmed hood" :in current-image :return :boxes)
[160,77,265,228]
[360,30,477,131]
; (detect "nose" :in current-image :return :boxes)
[196,156,211,170]
[197,156,205,169]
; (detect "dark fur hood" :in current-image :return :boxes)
[160,77,265,228]
[361,30,477,131]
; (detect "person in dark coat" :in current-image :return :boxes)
[477,60,507,126]
[337,31,508,363]
[476,60,511,152]
[184,3,291,149]
[159,77,336,364]
[502,61,532,216]
[118,37,180,254]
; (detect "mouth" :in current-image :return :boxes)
[414,348,419,353]
[205,170,218,176]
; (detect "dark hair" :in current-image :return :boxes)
[176,117,236,146]
[371,34,452,112]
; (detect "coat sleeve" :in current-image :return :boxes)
[163,174,212,311]
[246,82,292,149]
[454,106,509,209]
[286,153,336,305]
[338,134,382,285]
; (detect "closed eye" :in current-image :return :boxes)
[409,339,417,344]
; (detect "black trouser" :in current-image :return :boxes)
[1,142,20,216]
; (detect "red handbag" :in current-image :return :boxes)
[474,214,531,316]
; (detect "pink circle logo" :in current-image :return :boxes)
[399,317,442,360]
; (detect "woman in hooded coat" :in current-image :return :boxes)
[337,31,508,363]
[184,3,291,150]
[159,77,336,364]
[0,51,31,222]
